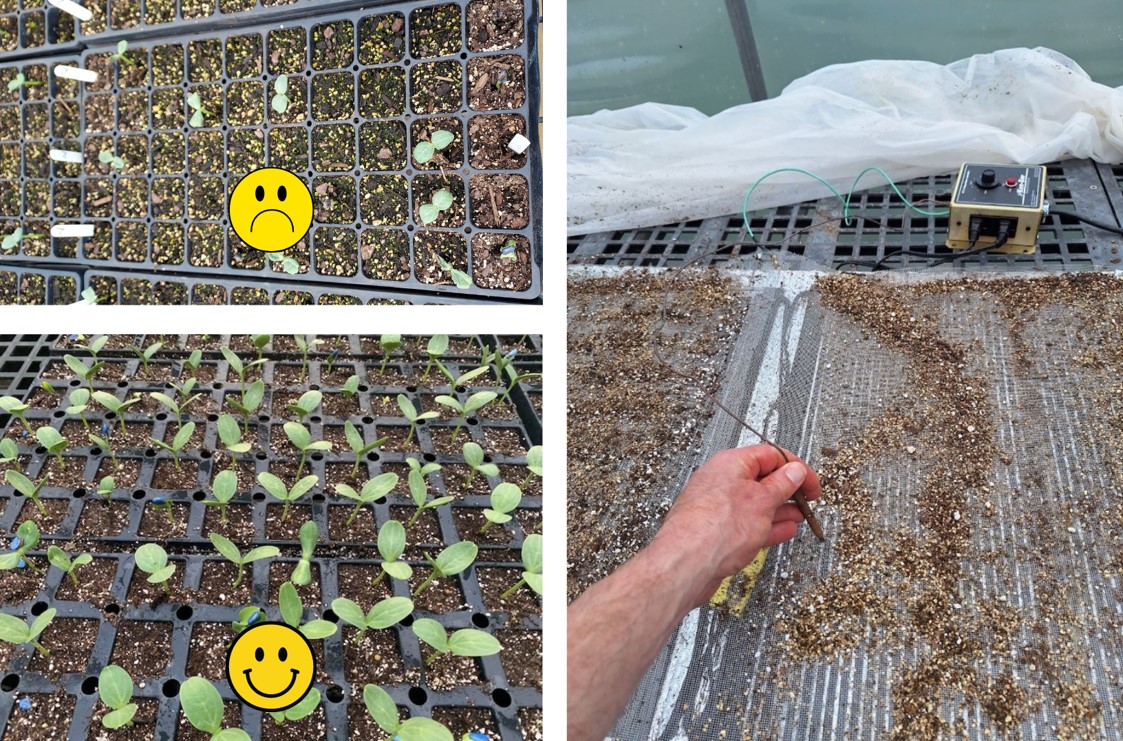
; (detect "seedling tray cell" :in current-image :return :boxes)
[0,336,543,740]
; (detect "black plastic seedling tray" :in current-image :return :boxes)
[0,338,543,740]
[0,265,81,304]
[0,0,542,304]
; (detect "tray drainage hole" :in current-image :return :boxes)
[406,386,418,393]
[374,496,386,505]
[252,492,265,502]
[467,417,479,426]
[116,380,128,388]
[359,385,369,392]
[1,675,18,692]
[310,416,322,425]
[93,447,106,457]
[72,487,87,499]
[366,452,380,462]
[323,609,338,622]
[361,417,374,425]
[258,415,270,423]
[69,379,81,387]
[144,448,156,458]
[51,409,65,418]
[312,493,325,502]
[492,688,512,707]
[326,685,344,703]
[162,679,180,697]
[310,452,324,461]
[200,450,212,460]
[30,601,48,616]
[192,490,206,501]
[176,605,193,621]
[156,412,168,421]
[483,454,493,463]
[33,445,47,456]
[310,384,320,391]
[207,414,218,422]
[81,676,98,695]
[399,614,414,627]
[422,453,437,463]
[471,613,490,629]
[255,452,268,461]
[104,603,120,615]
[132,490,145,500]
[407,687,427,706]
[212,382,224,390]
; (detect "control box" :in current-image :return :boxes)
[945,163,1047,254]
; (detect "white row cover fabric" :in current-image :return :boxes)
[567,47,1123,235]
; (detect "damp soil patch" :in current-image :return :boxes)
[27,618,98,679]
[109,620,173,678]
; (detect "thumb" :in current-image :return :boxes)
[758,462,808,507]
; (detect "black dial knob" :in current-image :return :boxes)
[976,168,999,189]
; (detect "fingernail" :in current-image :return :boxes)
[783,462,807,485]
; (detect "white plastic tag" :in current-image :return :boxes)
[508,134,531,154]
[51,224,95,238]
[47,0,93,22]
[49,149,84,163]
[54,65,97,83]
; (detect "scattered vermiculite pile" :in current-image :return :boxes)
[778,274,1121,740]
[566,270,747,602]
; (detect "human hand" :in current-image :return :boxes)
[648,444,821,609]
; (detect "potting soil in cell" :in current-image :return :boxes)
[570,267,1123,740]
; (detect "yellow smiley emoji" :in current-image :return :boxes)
[226,622,315,711]
[228,167,313,252]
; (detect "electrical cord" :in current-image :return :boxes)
[742,166,950,240]
[834,216,1022,272]
[872,215,983,271]
[1062,211,1123,236]
[929,229,1008,266]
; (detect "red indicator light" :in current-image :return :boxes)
[1006,177,1018,187]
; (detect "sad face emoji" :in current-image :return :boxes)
[228,167,313,253]
[226,622,315,711]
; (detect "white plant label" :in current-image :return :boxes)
[47,0,93,21]
[508,133,531,154]
[54,65,97,83]
[51,224,95,238]
[49,149,84,164]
